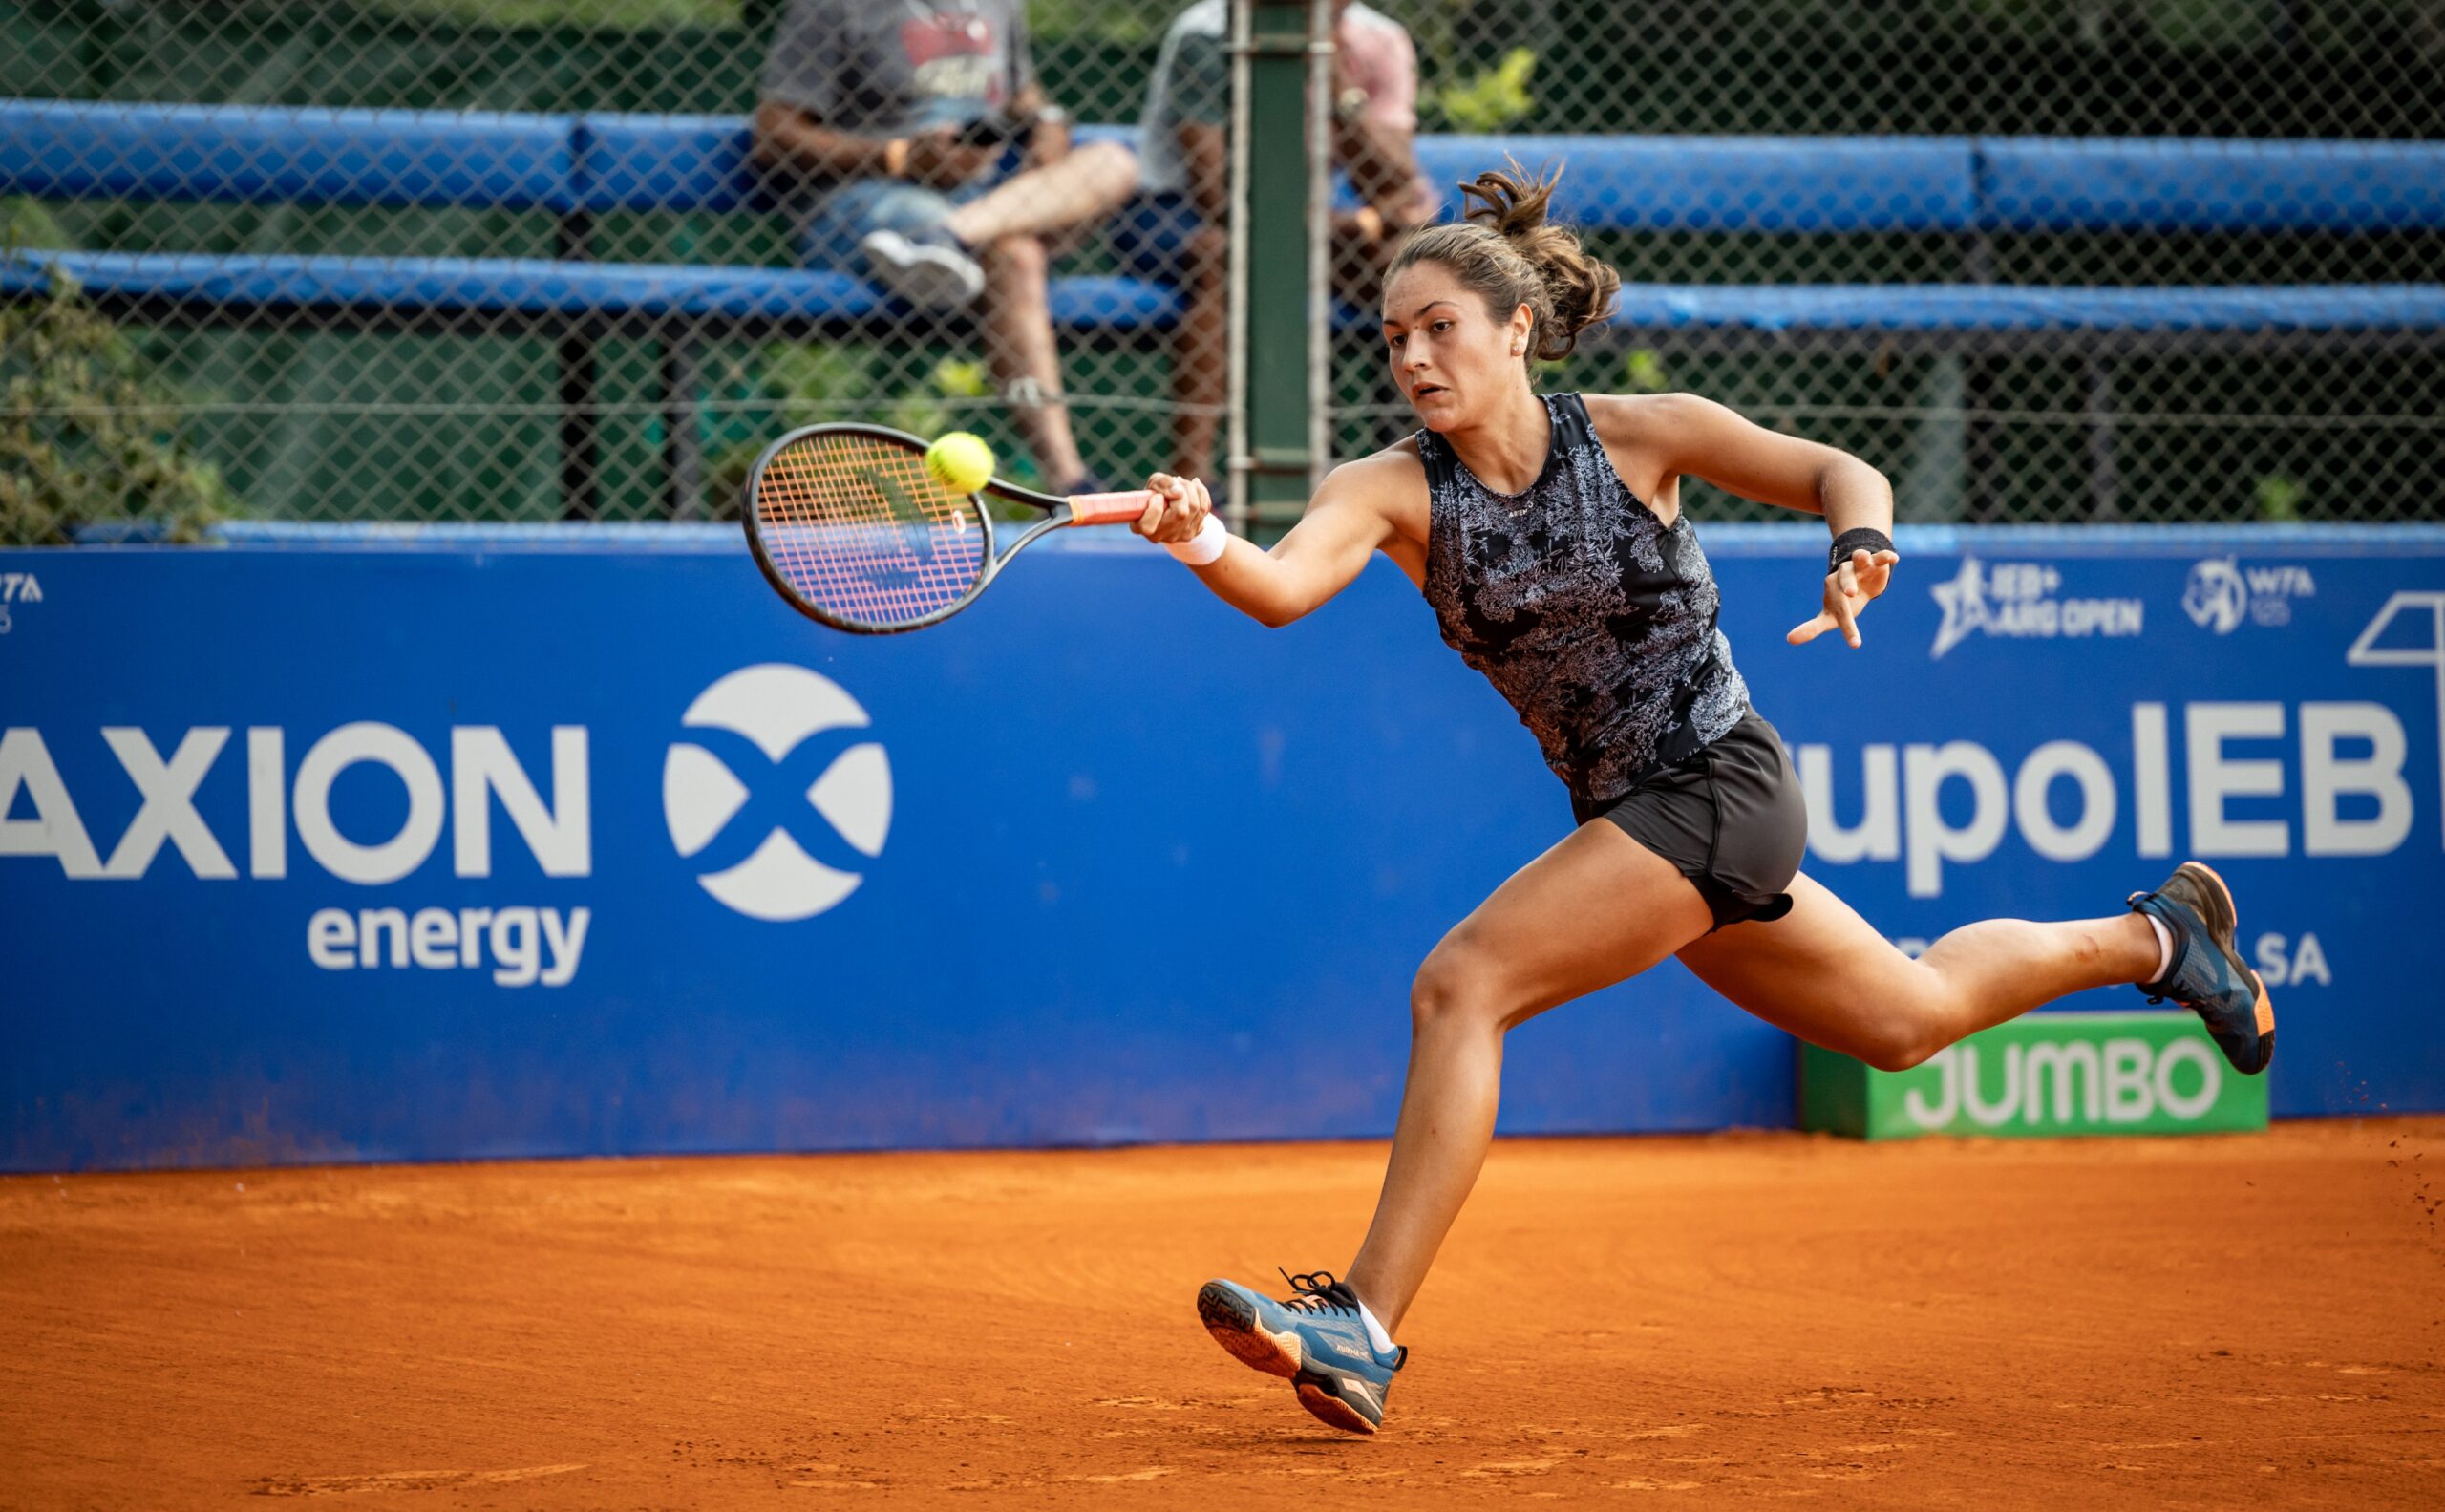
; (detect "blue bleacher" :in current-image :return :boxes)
[1978,138,2445,233]
[1410,134,1984,232]
[5,98,2441,514]
[0,101,577,209]
[0,250,1180,330]
[11,101,2445,338]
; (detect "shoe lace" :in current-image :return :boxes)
[1277,1267,1355,1315]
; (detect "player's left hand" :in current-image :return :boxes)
[1788,547,1900,649]
[1137,473,1213,545]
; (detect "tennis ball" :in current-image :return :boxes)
[925,431,996,494]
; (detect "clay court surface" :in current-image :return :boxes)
[4,1119,2441,1509]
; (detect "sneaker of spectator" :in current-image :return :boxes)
[860,225,986,310]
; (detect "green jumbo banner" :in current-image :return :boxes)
[1799,1012,2269,1140]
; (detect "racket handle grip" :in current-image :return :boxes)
[1068,490,1156,526]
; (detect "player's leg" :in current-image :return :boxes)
[1345,821,1716,1328]
[1675,872,2160,1074]
[1681,862,2275,1075]
[973,233,1090,491]
[1197,819,1714,1432]
[1660,715,2272,1075]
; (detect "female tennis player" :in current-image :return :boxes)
[1130,162,2276,1436]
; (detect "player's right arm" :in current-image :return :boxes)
[1131,455,1414,628]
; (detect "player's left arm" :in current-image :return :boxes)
[1619,392,1900,650]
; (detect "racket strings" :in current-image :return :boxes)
[755,434,988,627]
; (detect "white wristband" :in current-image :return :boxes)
[1164,514,1229,566]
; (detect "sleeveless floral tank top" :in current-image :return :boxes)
[1417,392,1752,807]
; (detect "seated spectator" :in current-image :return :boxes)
[752,0,1137,494]
[1121,0,1439,479]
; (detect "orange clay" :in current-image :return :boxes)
[2,1118,2438,1503]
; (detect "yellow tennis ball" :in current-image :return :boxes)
[925,431,996,494]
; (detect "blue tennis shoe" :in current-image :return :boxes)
[1196,1270,1406,1434]
[2129,861,2275,1075]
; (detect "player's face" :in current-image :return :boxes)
[1381,263,1523,431]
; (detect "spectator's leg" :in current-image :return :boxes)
[977,232,1088,490]
[1170,224,1229,482]
[946,141,1139,247]
[819,180,985,313]
[1329,212,1394,307]
[1331,215,1405,453]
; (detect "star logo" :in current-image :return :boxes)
[1928,557,1989,660]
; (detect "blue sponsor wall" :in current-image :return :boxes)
[4,523,2442,1171]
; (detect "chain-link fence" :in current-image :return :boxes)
[4,1,2441,543]
[1329,1,2445,528]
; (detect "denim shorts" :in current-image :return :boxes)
[796,144,1020,274]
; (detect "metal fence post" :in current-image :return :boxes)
[2084,354,2121,522]
[555,210,601,522]
[1229,0,1324,537]
[663,330,703,521]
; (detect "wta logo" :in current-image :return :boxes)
[2184,557,2316,633]
[2182,558,2249,634]
[661,665,893,921]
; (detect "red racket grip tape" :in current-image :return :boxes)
[1067,490,1157,526]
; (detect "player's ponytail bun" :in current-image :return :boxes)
[1388,156,1621,367]
[1469,162,1622,361]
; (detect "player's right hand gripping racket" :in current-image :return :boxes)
[742,423,1156,634]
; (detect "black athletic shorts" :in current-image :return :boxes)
[1569,710,1808,932]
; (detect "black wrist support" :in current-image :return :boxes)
[1829,527,1894,574]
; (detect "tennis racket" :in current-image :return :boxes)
[741,422,1157,634]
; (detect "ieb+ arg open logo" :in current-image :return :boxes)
[662,665,891,920]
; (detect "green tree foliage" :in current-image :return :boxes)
[1430,47,1536,132]
[2254,473,2305,522]
[1,268,234,545]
